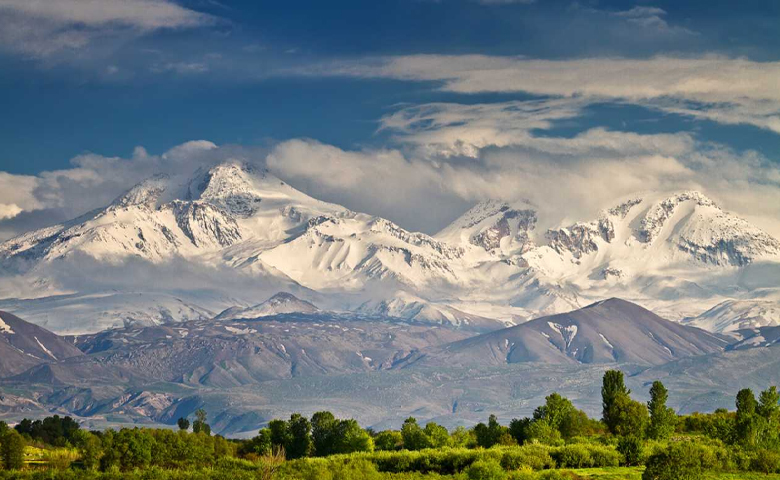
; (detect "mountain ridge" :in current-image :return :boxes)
[1,161,779,334]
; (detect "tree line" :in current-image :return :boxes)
[2,370,780,479]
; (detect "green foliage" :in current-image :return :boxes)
[524,421,563,446]
[617,436,644,467]
[751,449,780,474]
[374,431,403,451]
[602,370,630,435]
[647,381,677,441]
[465,459,506,480]
[474,415,511,449]
[177,418,190,431]
[642,441,705,480]
[610,394,649,437]
[401,418,432,451]
[14,415,80,447]
[423,423,452,449]
[550,444,592,468]
[239,428,272,457]
[1,430,25,470]
[736,388,760,448]
[72,430,103,470]
[287,414,313,459]
[499,444,556,471]
[192,409,210,436]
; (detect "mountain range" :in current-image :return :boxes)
[3,297,780,435]
[1,160,779,335]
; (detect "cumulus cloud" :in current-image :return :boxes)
[0,0,216,57]
[266,96,780,238]
[378,99,695,158]
[298,55,780,135]
[0,140,261,240]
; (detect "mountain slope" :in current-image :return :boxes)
[215,292,319,320]
[401,299,729,367]
[0,311,84,377]
[1,159,779,334]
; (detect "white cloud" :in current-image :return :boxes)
[379,99,695,158]
[0,0,215,57]
[265,94,780,238]
[0,204,23,220]
[300,55,780,134]
[0,140,251,240]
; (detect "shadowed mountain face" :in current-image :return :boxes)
[66,314,473,387]
[0,311,83,377]
[0,300,770,436]
[400,298,729,368]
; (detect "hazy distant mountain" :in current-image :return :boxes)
[400,299,728,367]
[215,292,319,321]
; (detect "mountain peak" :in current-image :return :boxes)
[112,174,172,209]
[214,292,319,320]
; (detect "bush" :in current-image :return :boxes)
[617,436,644,466]
[500,445,555,471]
[551,444,592,468]
[642,442,704,480]
[465,459,506,480]
[1,430,25,470]
[373,431,403,451]
[507,466,536,480]
[751,449,780,474]
[586,444,620,467]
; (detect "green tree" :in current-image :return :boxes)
[524,420,562,445]
[1,430,25,470]
[533,393,574,431]
[177,417,190,431]
[602,370,630,435]
[647,381,677,440]
[269,419,292,455]
[333,419,373,454]
[509,417,532,445]
[474,415,509,448]
[736,388,759,447]
[311,411,337,456]
[287,414,312,459]
[611,394,649,437]
[401,417,431,450]
[617,436,644,467]
[373,430,403,451]
[192,409,211,436]
[758,386,780,448]
[423,422,451,448]
[73,430,103,470]
[112,428,153,470]
[241,428,272,457]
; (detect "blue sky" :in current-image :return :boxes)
[1,0,779,238]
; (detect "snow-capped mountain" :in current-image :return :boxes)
[215,292,319,320]
[1,160,779,334]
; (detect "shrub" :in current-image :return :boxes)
[642,442,704,480]
[507,466,536,480]
[617,436,644,466]
[751,449,780,474]
[500,445,555,471]
[373,431,403,451]
[551,444,592,468]
[587,444,620,467]
[1,430,25,470]
[465,459,506,480]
